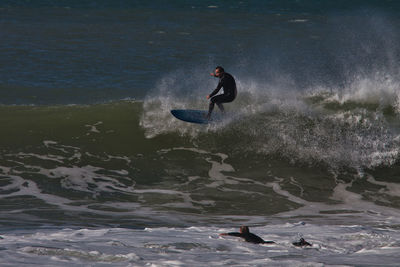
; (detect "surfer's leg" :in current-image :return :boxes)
[208,95,221,118]
[207,101,215,119]
[216,102,225,113]
[208,95,230,118]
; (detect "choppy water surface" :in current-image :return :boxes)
[1,0,400,266]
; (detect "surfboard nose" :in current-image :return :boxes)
[170,109,210,124]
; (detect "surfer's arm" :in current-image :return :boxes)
[209,80,223,98]
[219,232,242,237]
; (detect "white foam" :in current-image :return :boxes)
[20,246,141,262]
[141,67,400,172]
[43,141,82,160]
[289,19,308,23]
[270,176,400,225]
[157,147,400,226]
[366,174,400,197]
[1,225,399,266]
[5,152,65,163]
[0,166,11,174]
[86,121,103,134]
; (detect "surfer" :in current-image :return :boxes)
[206,66,237,119]
[219,226,275,244]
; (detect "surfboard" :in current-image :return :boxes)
[171,109,217,124]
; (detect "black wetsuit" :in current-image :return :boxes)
[208,72,237,116]
[225,232,274,244]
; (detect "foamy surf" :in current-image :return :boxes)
[1,223,399,266]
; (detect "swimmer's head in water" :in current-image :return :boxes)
[240,226,249,234]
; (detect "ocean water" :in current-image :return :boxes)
[1,0,400,266]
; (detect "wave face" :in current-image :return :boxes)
[0,100,399,224]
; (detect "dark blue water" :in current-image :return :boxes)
[1,0,400,104]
